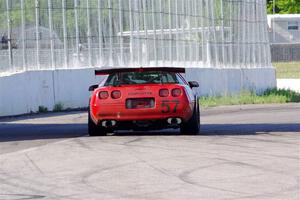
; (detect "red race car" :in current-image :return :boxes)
[88,67,200,136]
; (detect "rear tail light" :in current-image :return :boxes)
[159,89,169,97]
[111,90,121,99]
[99,91,109,99]
[171,88,182,97]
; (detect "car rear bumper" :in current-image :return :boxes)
[113,119,180,131]
[90,103,193,124]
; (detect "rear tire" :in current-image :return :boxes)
[180,99,200,135]
[88,109,107,136]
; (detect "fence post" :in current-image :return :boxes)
[159,0,165,65]
[151,0,158,66]
[98,0,103,66]
[48,0,55,69]
[119,0,124,66]
[220,0,226,66]
[168,0,172,66]
[272,0,276,43]
[188,0,192,66]
[74,0,80,66]
[135,0,141,66]
[181,0,186,65]
[62,0,68,68]
[194,0,200,65]
[35,0,40,69]
[87,0,92,67]
[108,0,113,66]
[5,0,13,72]
[128,0,133,65]
[175,0,179,63]
[21,0,27,71]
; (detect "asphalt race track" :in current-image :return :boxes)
[0,104,299,200]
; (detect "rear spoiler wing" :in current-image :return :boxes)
[95,67,185,75]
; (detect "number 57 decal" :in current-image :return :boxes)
[161,100,180,113]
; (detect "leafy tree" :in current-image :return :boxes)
[267,0,300,14]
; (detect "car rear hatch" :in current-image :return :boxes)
[121,84,162,109]
[126,98,155,109]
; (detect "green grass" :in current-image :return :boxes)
[38,106,48,113]
[53,102,64,112]
[200,89,300,108]
[273,62,300,79]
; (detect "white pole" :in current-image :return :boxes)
[5,0,13,71]
[264,0,272,67]
[251,1,256,67]
[242,0,246,68]
[48,0,55,69]
[119,0,124,66]
[21,0,26,71]
[272,0,275,43]
[260,1,268,67]
[256,0,262,67]
[181,0,186,65]
[236,1,240,67]
[175,0,180,63]
[188,0,193,66]
[210,0,219,66]
[205,0,211,66]
[35,0,40,69]
[129,0,134,65]
[98,0,103,65]
[87,0,92,67]
[194,0,200,65]
[220,0,226,66]
[143,0,148,66]
[168,0,172,66]
[245,1,251,67]
[62,0,68,68]
[108,0,113,66]
[135,0,141,65]
[200,0,205,64]
[151,0,158,66]
[229,0,233,66]
[74,0,80,65]
[159,0,165,65]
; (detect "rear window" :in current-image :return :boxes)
[104,71,179,86]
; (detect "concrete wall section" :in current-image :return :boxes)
[0,69,103,117]
[186,68,276,96]
[0,71,54,116]
[242,68,277,94]
[53,69,103,109]
[0,68,276,117]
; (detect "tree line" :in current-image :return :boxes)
[267,0,300,14]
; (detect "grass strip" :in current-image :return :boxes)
[273,62,300,79]
[200,89,300,108]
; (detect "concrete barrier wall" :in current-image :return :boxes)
[0,67,276,117]
[186,68,276,96]
[0,69,103,117]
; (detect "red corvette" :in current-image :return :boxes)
[88,67,200,136]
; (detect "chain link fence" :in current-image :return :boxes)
[0,0,272,75]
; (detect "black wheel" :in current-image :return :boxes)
[180,99,200,135]
[88,109,107,136]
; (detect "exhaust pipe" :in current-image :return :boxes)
[167,118,182,125]
[102,120,116,128]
